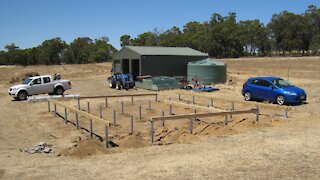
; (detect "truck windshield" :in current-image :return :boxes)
[22,78,32,84]
[272,79,293,88]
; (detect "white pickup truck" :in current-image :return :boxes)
[8,75,71,100]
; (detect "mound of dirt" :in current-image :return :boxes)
[154,127,201,144]
[60,139,107,158]
[117,132,150,149]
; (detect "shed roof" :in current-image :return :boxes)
[123,46,208,56]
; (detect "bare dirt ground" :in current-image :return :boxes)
[0,56,319,179]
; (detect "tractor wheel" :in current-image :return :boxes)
[109,79,116,88]
[116,82,122,90]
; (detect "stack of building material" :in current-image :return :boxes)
[135,76,182,91]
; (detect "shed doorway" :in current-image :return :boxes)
[122,59,129,73]
[131,59,140,79]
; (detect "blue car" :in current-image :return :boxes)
[242,77,306,105]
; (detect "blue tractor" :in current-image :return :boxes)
[108,73,135,90]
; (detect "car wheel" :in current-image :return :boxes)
[244,91,252,101]
[276,95,285,105]
[54,87,64,95]
[17,91,28,101]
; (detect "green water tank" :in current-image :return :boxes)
[187,58,227,85]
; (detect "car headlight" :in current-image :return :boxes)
[284,91,297,96]
[10,87,18,91]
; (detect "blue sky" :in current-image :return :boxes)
[0,0,319,51]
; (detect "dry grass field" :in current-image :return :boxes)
[0,56,319,179]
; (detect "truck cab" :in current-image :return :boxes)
[27,76,54,95]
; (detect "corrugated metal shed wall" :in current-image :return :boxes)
[141,55,207,76]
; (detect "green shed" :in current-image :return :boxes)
[187,58,227,85]
[112,46,208,78]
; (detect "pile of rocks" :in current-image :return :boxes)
[20,142,52,154]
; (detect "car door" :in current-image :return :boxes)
[257,80,273,100]
[28,77,42,95]
[248,79,262,98]
[40,77,54,94]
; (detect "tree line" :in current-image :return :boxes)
[0,37,117,66]
[1,5,319,66]
[121,5,320,58]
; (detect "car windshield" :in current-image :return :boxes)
[22,78,32,84]
[272,79,293,88]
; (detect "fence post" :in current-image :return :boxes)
[169,103,172,115]
[99,104,103,118]
[131,96,134,105]
[150,118,154,144]
[47,101,51,112]
[187,100,190,109]
[189,117,193,134]
[211,98,213,107]
[256,106,260,122]
[230,101,234,119]
[64,108,68,124]
[54,104,57,117]
[178,94,181,101]
[121,101,124,114]
[105,125,109,148]
[89,119,93,138]
[148,100,151,110]
[139,106,142,120]
[155,94,158,102]
[77,97,80,110]
[113,109,116,126]
[162,111,165,127]
[105,97,108,108]
[87,101,90,113]
[225,114,228,125]
[75,112,79,129]
[285,108,288,118]
[192,96,195,104]
[130,115,134,134]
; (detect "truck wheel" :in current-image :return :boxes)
[17,91,28,101]
[116,82,122,90]
[54,87,64,95]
